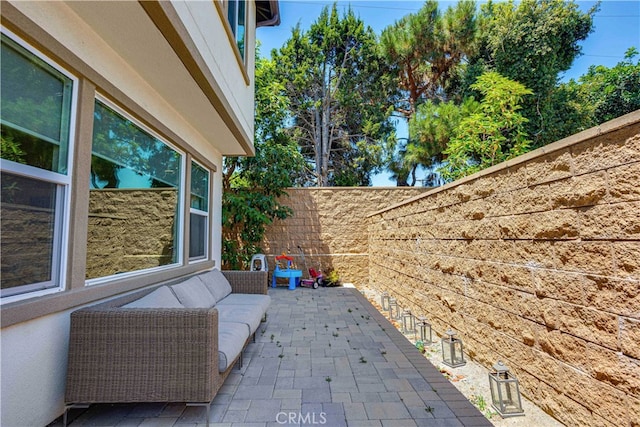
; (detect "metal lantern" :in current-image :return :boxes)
[417,316,432,343]
[388,298,399,320]
[401,309,416,334]
[488,360,524,418]
[380,292,390,312]
[441,328,466,368]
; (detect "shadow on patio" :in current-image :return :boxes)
[52,286,490,427]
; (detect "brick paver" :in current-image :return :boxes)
[53,286,491,427]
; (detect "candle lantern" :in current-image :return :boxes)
[441,328,466,368]
[380,292,390,312]
[401,309,416,334]
[488,360,524,418]
[418,317,432,343]
[388,298,399,320]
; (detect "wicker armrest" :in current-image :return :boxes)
[65,307,219,404]
[222,270,268,294]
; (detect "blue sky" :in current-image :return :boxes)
[256,0,640,186]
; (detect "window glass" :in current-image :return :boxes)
[227,0,246,62]
[86,100,183,280]
[189,213,207,260]
[189,161,209,260]
[1,34,72,174]
[0,32,74,299]
[236,0,246,59]
[1,173,59,296]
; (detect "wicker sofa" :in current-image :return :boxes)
[64,269,269,425]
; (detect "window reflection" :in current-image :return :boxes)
[86,101,183,280]
[0,33,73,298]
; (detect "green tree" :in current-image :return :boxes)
[379,0,477,185]
[221,54,306,269]
[273,4,394,186]
[570,47,640,124]
[440,72,532,181]
[406,97,480,185]
[466,0,597,147]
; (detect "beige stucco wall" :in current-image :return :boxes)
[368,112,640,427]
[263,188,429,285]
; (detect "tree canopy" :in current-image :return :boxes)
[440,72,532,180]
[568,47,640,124]
[250,0,631,191]
[272,5,394,186]
[466,0,598,147]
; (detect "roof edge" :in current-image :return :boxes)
[256,0,280,27]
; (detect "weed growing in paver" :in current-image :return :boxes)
[333,332,339,337]
[325,324,328,329]
[325,377,332,383]
[359,356,367,364]
[381,350,387,355]
[278,354,284,358]
[261,328,266,335]
[425,406,434,413]
[270,334,275,342]
[348,308,352,313]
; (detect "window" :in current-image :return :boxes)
[0,31,76,299]
[189,161,210,261]
[86,99,184,281]
[227,0,246,61]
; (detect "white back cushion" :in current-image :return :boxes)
[123,286,184,309]
[171,276,217,308]
[198,269,232,302]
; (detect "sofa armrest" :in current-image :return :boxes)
[65,307,219,404]
[222,270,268,295]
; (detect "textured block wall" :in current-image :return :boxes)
[86,189,177,279]
[263,187,428,285]
[368,113,640,427]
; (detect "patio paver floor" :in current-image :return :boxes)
[52,286,491,427]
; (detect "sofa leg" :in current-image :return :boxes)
[62,404,90,427]
[186,402,211,425]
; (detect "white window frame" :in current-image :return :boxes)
[189,159,210,263]
[0,27,78,304]
[85,94,187,286]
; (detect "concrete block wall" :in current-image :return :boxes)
[86,188,177,279]
[368,112,640,427]
[263,187,428,285]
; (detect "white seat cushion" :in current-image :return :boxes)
[218,322,249,372]
[217,294,270,314]
[216,304,264,336]
[171,276,217,308]
[123,286,184,309]
[198,269,232,303]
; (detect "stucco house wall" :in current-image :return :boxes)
[0,1,279,425]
